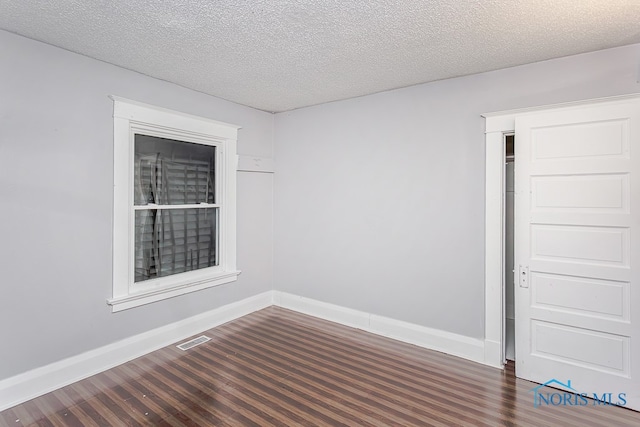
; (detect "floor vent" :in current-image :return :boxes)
[176,335,211,351]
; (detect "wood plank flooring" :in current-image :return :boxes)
[2,306,640,426]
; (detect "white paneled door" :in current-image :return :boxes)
[515,97,640,410]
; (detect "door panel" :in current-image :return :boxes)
[531,321,629,374]
[531,273,629,320]
[531,119,628,160]
[515,98,640,410]
[531,225,628,265]
[531,173,628,211]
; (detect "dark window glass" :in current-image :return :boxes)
[134,135,216,205]
[134,208,218,282]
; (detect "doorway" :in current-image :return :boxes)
[483,94,640,410]
[504,134,515,361]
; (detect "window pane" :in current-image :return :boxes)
[134,208,218,282]
[134,134,216,205]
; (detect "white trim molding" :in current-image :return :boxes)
[483,129,507,368]
[109,96,241,312]
[0,292,273,412]
[481,92,640,371]
[2,290,508,411]
[273,292,488,366]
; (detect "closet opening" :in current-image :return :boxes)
[504,134,515,361]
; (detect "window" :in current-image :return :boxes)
[109,97,239,312]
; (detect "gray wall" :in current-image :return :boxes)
[0,30,274,380]
[274,43,640,339]
[2,27,640,381]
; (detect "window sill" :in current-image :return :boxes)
[107,270,241,312]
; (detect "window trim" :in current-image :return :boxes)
[108,97,240,312]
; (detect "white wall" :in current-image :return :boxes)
[274,43,640,339]
[0,30,274,380]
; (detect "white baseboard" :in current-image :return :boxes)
[2,290,503,411]
[273,291,370,329]
[273,291,488,366]
[0,291,273,412]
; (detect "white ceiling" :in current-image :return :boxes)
[1,1,639,113]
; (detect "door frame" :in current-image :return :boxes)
[481,93,640,369]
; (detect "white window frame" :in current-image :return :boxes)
[108,97,240,312]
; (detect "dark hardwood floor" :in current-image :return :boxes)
[2,306,639,426]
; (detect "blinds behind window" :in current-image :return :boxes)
[134,208,217,282]
[133,135,218,283]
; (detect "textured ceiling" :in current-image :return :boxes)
[1,1,639,112]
